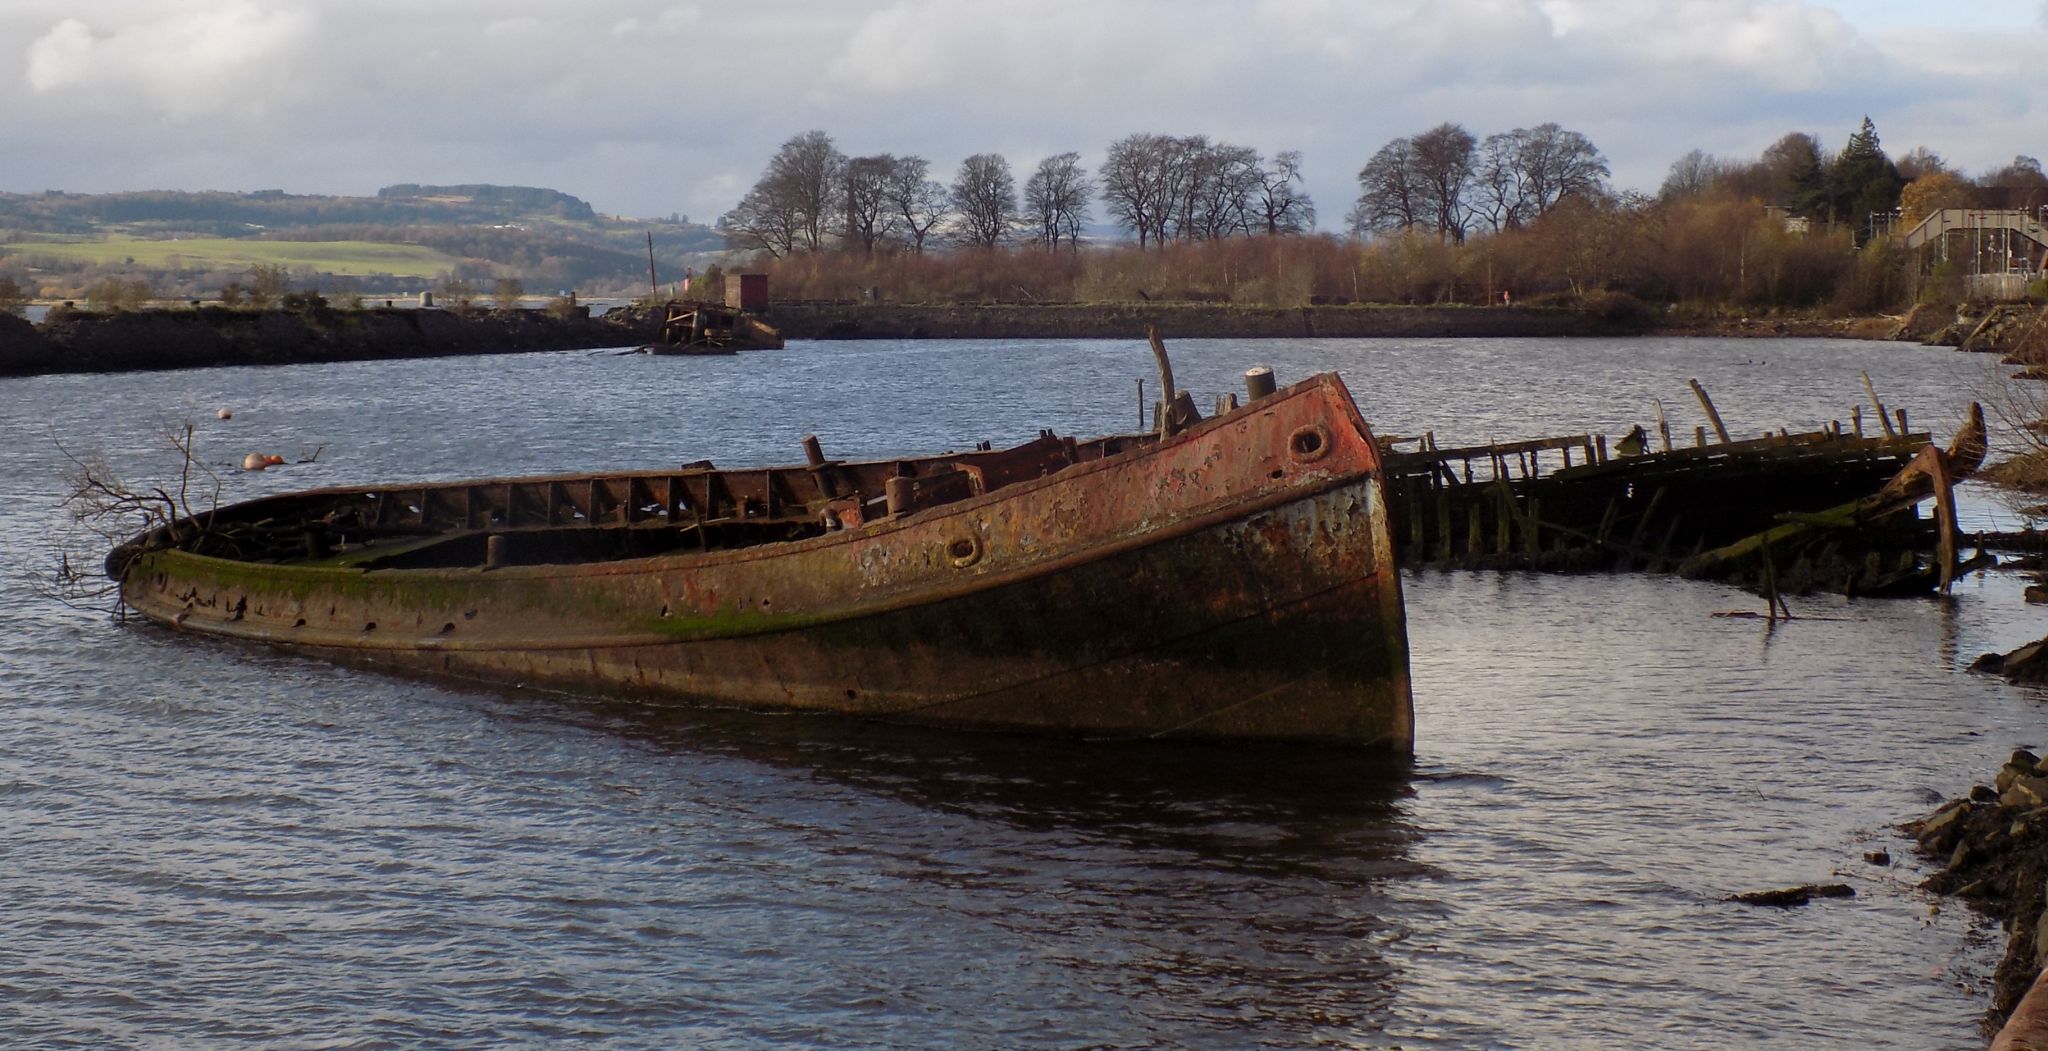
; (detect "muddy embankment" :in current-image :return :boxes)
[0,306,661,377]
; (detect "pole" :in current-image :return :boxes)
[646,231,659,297]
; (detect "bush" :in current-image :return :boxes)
[1919,261,1965,307]
[0,274,27,316]
[1579,289,1651,324]
[83,277,152,312]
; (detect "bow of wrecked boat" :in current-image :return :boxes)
[107,370,1415,750]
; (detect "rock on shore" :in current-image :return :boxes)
[1913,750,2048,1033]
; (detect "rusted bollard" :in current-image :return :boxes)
[802,435,826,467]
[485,534,507,569]
[1244,367,1277,402]
[885,476,914,517]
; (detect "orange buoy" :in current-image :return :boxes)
[264,454,285,466]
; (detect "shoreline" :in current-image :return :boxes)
[0,301,1990,379]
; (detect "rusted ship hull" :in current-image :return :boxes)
[113,374,1411,748]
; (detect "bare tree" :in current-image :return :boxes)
[718,130,846,256]
[1350,138,1425,235]
[950,153,1018,248]
[842,154,899,255]
[1470,124,1608,233]
[883,155,950,253]
[1100,133,1173,248]
[1515,123,1608,218]
[1471,132,1530,233]
[1023,152,1093,250]
[1658,148,1727,201]
[1251,150,1316,235]
[1410,122,1476,242]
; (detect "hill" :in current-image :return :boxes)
[0,184,725,299]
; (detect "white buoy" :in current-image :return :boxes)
[243,453,269,471]
[216,408,233,420]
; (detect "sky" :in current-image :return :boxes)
[2,0,2045,230]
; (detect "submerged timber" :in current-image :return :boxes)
[107,373,1412,748]
[1380,395,1988,598]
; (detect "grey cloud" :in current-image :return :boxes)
[0,0,2042,225]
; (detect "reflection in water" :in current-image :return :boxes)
[3,335,2043,1047]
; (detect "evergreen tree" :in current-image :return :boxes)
[1825,117,1902,237]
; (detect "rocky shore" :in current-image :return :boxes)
[1913,751,2048,1037]
[0,304,658,377]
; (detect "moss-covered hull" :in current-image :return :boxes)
[117,374,1412,748]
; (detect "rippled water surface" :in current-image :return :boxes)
[5,336,2045,1048]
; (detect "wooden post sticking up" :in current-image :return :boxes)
[1653,399,1672,452]
[1862,370,1898,438]
[1852,405,1864,437]
[1689,378,1731,443]
[1146,326,1181,437]
[646,231,659,296]
[1929,447,1961,594]
[1136,378,1145,429]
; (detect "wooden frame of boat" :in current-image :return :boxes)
[645,301,784,355]
[108,373,1413,749]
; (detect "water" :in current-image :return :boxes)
[3,336,2043,1048]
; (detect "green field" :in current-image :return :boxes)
[1,236,463,277]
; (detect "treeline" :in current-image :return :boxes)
[718,131,1316,257]
[725,117,2044,313]
[1662,122,2048,228]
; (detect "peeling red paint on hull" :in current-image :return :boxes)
[116,374,1412,749]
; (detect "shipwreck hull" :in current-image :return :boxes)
[117,375,1412,748]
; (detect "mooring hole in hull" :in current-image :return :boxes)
[352,521,832,570]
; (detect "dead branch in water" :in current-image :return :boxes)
[37,420,222,614]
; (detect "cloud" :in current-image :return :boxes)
[0,0,2042,225]
[22,3,319,120]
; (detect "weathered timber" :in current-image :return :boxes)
[1381,406,1967,593]
[1674,403,1986,596]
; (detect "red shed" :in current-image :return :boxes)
[726,273,768,312]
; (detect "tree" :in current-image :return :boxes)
[842,154,899,255]
[950,153,1018,248]
[1983,156,2048,211]
[1759,132,1826,216]
[246,264,291,308]
[493,277,524,310]
[1894,146,1948,182]
[718,130,846,256]
[1411,123,1477,242]
[0,274,27,316]
[1351,138,1425,235]
[1898,171,1973,227]
[1824,116,1902,234]
[1514,123,1608,218]
[882,155,950,253]
[1251,150,1315,235]
[1023,152,1092,250]
[1659,149,1725,201]
[1100,133,1174,248]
